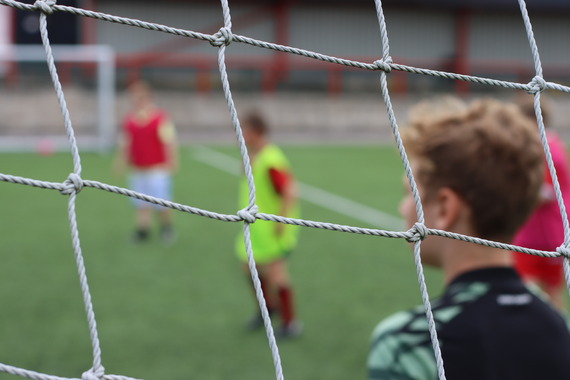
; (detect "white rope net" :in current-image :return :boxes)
[0,0,569,379]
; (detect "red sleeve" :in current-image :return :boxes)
[544,161,552,185]
[268,167,291,196]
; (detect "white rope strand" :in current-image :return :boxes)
[373,1,445,378]
[0,363,141,380]
[37,1,103,377]
[66,189,105,377]
[0,172,566,258]
[37,0,81,175]
[1,0,569,379]
[517,0,570,298]
[517,0,543,79]
[216,0,283,379]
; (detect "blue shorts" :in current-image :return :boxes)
[129,170,172,209]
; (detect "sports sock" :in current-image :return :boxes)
[278,286,295,326]
[259,275,274,313]
[248,274,274,313]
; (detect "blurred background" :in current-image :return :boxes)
[1,0,570,150]
[1,1,570,380]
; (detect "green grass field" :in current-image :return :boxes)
[0,145,443,380]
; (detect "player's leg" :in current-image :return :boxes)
[243,262,277,330]
[149,170,175,244]
[158,208,174,244]
[134,207,152,242]
[266,258,302,338]
[130,171,152,242]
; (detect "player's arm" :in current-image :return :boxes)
[269,167,298,236]
[538,182,555,204]
[538,160,556,205]
[367,312,435,380]
[158,118,178,173]
[368,339,427,380]
[540,137,570,205]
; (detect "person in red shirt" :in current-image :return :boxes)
[512,94,570,310]
[114,81,178,243]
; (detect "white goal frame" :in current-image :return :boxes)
[0,44,115,153]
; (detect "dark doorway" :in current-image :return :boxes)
[15,0,79,45]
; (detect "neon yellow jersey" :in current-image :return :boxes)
[235,144,300,264]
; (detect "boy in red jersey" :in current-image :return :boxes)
[512,94,570,310]
[115,81,178,243]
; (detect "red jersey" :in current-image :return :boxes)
[514,131,570,251]
[513,131,570,287]
[124,109,169,169]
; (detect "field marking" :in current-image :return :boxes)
[192,146,404,231]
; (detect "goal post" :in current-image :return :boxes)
[0,44,115,153]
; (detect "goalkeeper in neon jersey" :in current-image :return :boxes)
[368,98,570,380]
[236,111,301,339]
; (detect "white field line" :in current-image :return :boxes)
[192,146,404,231]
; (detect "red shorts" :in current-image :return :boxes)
[514,252,564,288]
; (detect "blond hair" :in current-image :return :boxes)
[514,92,553,127]
[403,98,544,241]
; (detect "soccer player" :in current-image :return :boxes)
[512,94,570,311]
[367,98,570,380]
[236,111,302,338]
[114,81,178,244]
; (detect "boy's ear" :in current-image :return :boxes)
[432,187,464,231]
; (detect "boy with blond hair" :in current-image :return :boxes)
[368,98,570,380]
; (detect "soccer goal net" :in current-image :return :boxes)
[0,0,569,380]
[0,44,115,153]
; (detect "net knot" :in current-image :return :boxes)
[556,245,570,259]
[527,75,547,94]
[61,173,83,195]
[374,57,393,73]
[34,0,56,14]
[237,205,258,223]
[81,367,104,380]
[406,222,428,243]
[210,27,233,47]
